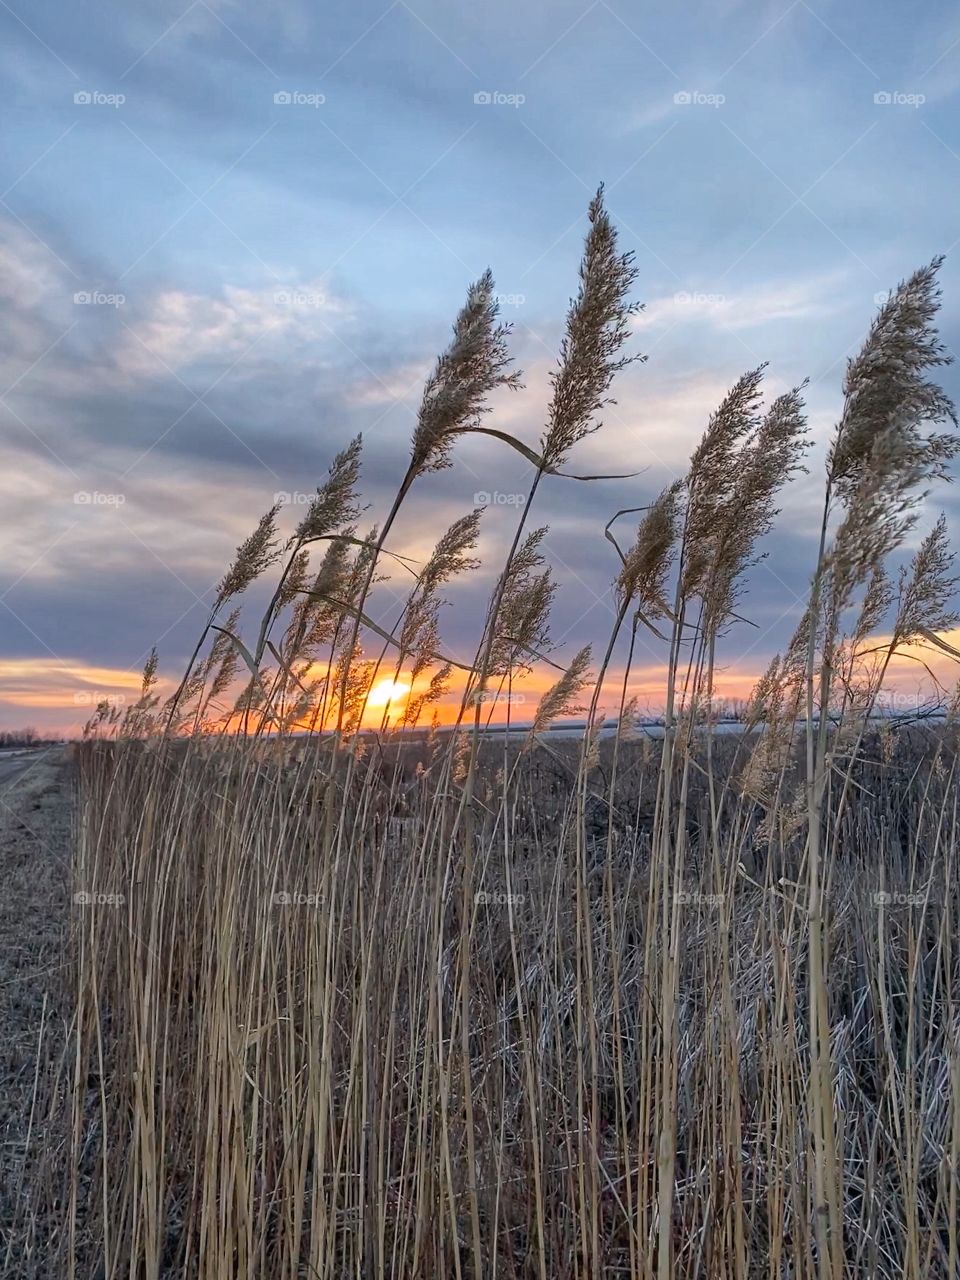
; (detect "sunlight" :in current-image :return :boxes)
[366,678,410,709]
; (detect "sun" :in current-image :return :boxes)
[366,678,411,709]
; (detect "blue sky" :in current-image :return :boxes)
[2,0,960,730]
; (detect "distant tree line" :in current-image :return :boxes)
[0,727,57,748]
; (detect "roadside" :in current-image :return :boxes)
[0,749,72,1278]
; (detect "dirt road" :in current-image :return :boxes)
[0,749,57,791]
[0,750,72,1278]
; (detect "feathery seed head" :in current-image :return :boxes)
[277,549,311,610]
[852,564,893,647]
[700,382,809,630]
[682,367,767,599]
[216,504,282,607]
[541,188,642,471]
[489,527,554,676]
[140,648,159,700]
[402,510,482,661]
[616,481,683,616]
[528,645,592,739]
[829,258,957,502]
[402,662,452,728]
[894,514,959,643]
[827,427,929,616]
[418,509,483,600]
[295,435,363,543]
[410,271,520,477]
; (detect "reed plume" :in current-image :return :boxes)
[540,185,642,472]
[528,644,592,737]
[214,502,282,607]
[409,270,521,477]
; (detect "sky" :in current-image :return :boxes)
[2,0,960,733]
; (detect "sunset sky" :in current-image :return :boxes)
[3,0,960,733]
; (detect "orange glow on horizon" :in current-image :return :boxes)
[5,634,960,736]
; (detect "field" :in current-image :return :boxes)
[4,727,958,1278]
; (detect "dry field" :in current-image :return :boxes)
[5,728,960,1278]
[62,728,960,1279]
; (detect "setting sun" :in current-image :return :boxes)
[366,678,410,709]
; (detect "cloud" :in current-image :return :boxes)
[0,658,158,722]
[634,273,848,334]
[344,359,432,407]
[112,281,349,380]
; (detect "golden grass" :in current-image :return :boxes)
[67,730,960,1278]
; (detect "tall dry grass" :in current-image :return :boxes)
[62,193,960,1278]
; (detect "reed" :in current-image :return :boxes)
[61,208,960,1279]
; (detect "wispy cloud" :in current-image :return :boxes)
[634,272,849,333]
